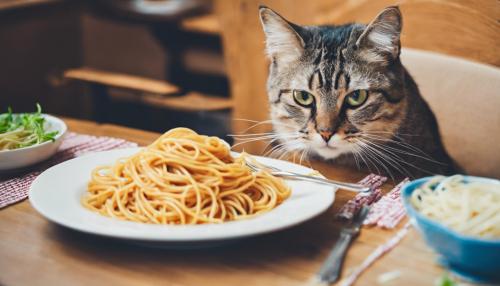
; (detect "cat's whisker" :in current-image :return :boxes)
[272,144,290,160]
[230,131,297,139]
[262,137,285,155]
[360,149,381,175]
[350,145,362,170]
[232,135,279,143]
[280,142,302,160]
[231,133,299,149]
[231,137,276,149]
[356,140,401,180]
[358,139,411,175]
[355,141,382,175]
[361,133,441,161]
[232,118,297,134]
[264,141,290,158]
[356,140,394,179]
[359,138,436,177]
[361,133,424,152]
[362,133,434,162]
[361,134,430,157]
[303,148,313,169]
[229,129,298,138]
[232,118,271,133]
[354,145,374,174]
[275,140,304,161]
[360,134,446,165]
[299,148,308,166]
[262,135,304,159]
[231,136,280,149]
[361,133,429,157]
[231,134,292,144]
[364,130,421,137]
[278,149,291,160]
[229,132,277,138]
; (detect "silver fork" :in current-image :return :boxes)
[314,205,370,285]
[245,160,370,193]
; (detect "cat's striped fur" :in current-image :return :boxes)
[259,6,458,178]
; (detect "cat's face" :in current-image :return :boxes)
[259,6,407,160]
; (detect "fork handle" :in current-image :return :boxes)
[316,231,354,283]
[273,172,370,193]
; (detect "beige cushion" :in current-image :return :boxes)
[401,48,500,178]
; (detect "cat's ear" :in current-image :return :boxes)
[355,6,402,63]
[259,6,305,66]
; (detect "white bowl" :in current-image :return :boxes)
[0,114,67,171]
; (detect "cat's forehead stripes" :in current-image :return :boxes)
[308,70,323,90]
[305,29,355,95]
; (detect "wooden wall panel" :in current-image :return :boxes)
[0,2,83,115]
[215,0,499,154]
[315,0,500,67]
[215,0,316,153]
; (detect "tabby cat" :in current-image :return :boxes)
[258,6,458,178]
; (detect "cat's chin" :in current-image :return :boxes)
[313,146,349,160]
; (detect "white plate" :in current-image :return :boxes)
[29,148,335,244]
[0,114,67,171]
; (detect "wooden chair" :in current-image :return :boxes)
[214,0,500,177]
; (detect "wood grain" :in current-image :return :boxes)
[64,68,180,95]
[215,0,500,153]
[0,0,60,11]
[181,13,220,35]
[139,92,233,112]
[0,118,445,286]
[314,0,500,67]
[65,69,233,112]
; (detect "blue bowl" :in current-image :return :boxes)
[401,176,500,283]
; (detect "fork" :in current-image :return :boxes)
[245,161,370,193]
[314,205,370,285]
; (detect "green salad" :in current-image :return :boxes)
[0,104,59,151]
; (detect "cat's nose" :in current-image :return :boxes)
[319,130,333,142]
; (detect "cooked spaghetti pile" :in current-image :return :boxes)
[411,175,500,238]
[82,128,290,224]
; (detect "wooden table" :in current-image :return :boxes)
[0,118,444,286]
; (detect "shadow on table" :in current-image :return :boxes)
[46,210,342,274]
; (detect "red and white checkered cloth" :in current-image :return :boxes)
[0,132,137,209]
[336,174,410,229]
[333,176,413,286]
[363,178,410,228]
[336,174,387,220]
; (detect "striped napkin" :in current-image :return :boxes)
[363,178,411,228]
[335,176,412,286]
[0,132,137,209]
[336,174,410,229]
[336,174,387,220]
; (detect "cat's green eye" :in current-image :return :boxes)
[346,90,369,107]
[293,90,314,107]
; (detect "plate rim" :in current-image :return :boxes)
[29,147,336,242]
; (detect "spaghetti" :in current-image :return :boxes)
[82,128,291,224]
[411,175,500,238]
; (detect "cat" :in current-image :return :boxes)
[258,5,459,178]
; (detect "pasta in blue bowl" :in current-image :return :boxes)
[401,175,500,283]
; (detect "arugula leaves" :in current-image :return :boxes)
[0,103,59,149]
[435,273,458,286]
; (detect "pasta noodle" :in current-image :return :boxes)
[411,175,500,238]
[82,128,291,224]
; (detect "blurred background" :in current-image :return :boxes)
[0,0,232,138]
[0,0,498,146]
